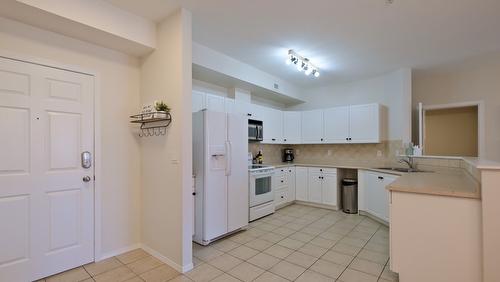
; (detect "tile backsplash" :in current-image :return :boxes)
[249,140,404,167]
[248,141,481,183]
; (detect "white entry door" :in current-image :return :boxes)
[0,57,94,281]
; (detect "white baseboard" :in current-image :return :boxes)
[97,243,141,262]
[359,210,389,226]
[141,244,193,273]
[294,200,339,211]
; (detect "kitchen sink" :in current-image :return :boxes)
[376,167,432,173]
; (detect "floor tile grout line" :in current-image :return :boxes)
[193,204,390,282]
[295,211,366,281]
[259,206,363,280]
[336,223,386,281]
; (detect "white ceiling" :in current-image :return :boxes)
[106,0,500,87]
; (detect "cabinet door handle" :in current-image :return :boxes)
[321,138,324,141]
[320,169,323,172]
[272,138,276,141]
[284,139,287,141]
[281,180,284,183]
[247,113,252,116]
[378,176,384,180]
[281,196,284,199]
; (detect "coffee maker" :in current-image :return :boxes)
[282,148,294,162]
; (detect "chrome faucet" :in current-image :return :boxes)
[399,156,415,171]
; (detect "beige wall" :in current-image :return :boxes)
[140,9,193,271]
[413,51,500,160]
[424,106,478,157]
[0,17,142,257]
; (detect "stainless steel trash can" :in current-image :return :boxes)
[342,178,358,214]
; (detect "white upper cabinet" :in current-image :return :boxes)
[206,94,225,112]
[324,106,350,143]
[234,100,263,119]
[261,107,283,143]
[224,98,235,114]
[349,104,381,143]
[193,90,382,144]
[192,90,206,113]
[283,111,301,144]
[301,109,324,143]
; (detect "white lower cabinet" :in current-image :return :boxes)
[308,172,323,203]
[359,170,398,222]
[295,167,308,201]
[322,173,338,206]
[273,167,296,208]
[305,168,338,207]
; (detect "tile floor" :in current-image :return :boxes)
[37,204,399,282]
[189,204,398,282]
[36,248,180,282]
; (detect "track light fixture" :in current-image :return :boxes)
[286,49,320,78]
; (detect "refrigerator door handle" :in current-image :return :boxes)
[225,141,232,176]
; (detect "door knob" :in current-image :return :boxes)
[83,176,92,182]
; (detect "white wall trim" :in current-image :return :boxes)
[141,244,194,273]
[422,100,485,158]
[0,49,105,262]
[98,244,141,261]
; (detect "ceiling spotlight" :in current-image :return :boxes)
[285,49,320,78]
[305,67,313,76]
[296,59,303,71]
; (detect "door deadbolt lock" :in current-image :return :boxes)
[81,151,92,169]
[83,176,92,182]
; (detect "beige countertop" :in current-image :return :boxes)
[387,171,480,199]
[264,162,481,199]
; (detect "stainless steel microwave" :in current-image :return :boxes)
[248,119,263,141]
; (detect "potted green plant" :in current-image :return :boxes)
[154,100,170,118]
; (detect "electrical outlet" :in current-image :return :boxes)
[327,149,332,156]
[296,149,300,155]
[377,150,383,157]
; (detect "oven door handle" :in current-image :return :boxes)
[225,141,232,176]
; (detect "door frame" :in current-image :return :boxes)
[0,50,103,261]
[420,100,485,158]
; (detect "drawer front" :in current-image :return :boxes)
[276,167,288,176]
[308,167,337,175]
[276,175,288,187]
[274,189,288,206]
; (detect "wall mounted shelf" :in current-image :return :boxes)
[130,111,172,137]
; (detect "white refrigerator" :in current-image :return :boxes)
[193,110,249,245]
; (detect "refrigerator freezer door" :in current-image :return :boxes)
[203,111,228,241]
[226,113,249,232]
